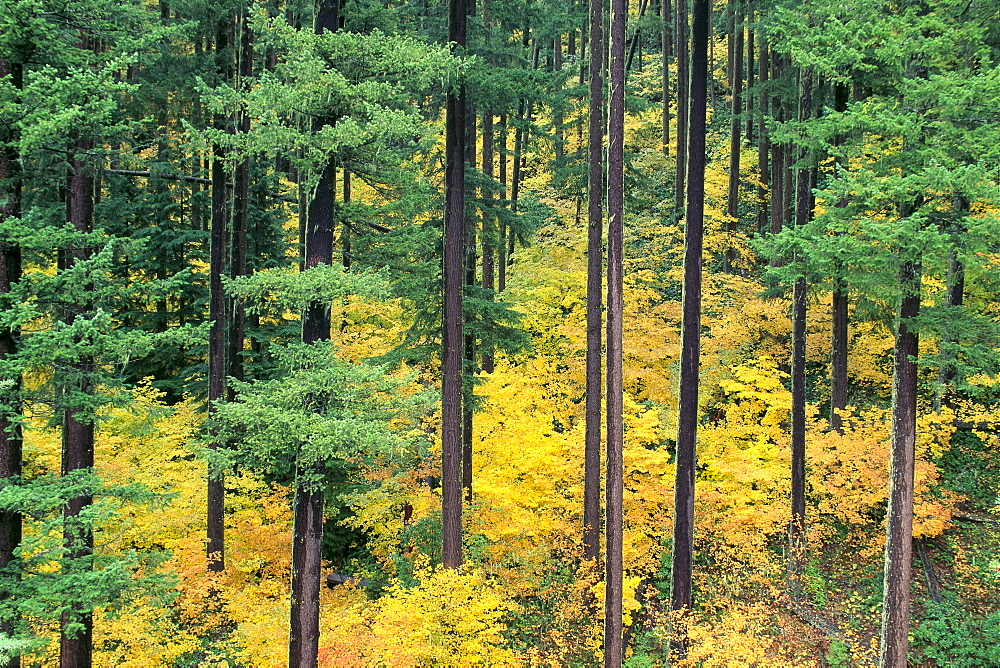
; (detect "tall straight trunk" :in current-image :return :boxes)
[708,2,716,112]
[481,111,495,374]
[462,93,476,504]
[830,83,849,433]
[782,140,793,229]
[879,259,920,668]
[605,0,627,663]
[206,13,231,574]
[936,197,967,411]
[229,8,252,388]
[288,5,338,665]
[342,169,351,269]
[442,0,467,570]
[554,35,564,165]
[624,0,649,74]
[60,137,96,668]
[584,0,605,563]
[744,22,753,142]
[790,68,812,546]
[674,0,689,219]
[936,249,964,406]
[724,2,743,272]
[497,114,508,293]
[0,59,22,668]
[662,0,672,153]
[672,0,708,642]
[755,37,768,234]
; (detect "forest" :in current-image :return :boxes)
[1,0,999,665]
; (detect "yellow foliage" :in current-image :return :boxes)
[321,567,519,666]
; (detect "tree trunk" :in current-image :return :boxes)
[0,59,22,668]
[744,21,754,142]
[936,198,967,411]
[878,259,920,668]
[671,0,708,652]
[674,0,689,220]
[605,0,627,662]
[497,114,507,293]
[724,1,743,272]
[755,37,768,235]
[625,0,649,74]
[442,0,467,570]
[481,111,495,374]
[830,83,849,433]
[462,93,476,504]
[342,169,351,269]
[584,0,605,563]
[228,8,252,388]
[207,13,231,574]
[790,68,812,547]
[60,137,96,668]
[662,0,672,153]
[554,36,564,165]
[288,5,338,665]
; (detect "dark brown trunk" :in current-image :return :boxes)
[879,259,920,668]
[206,13,231,574]
[60,137,96,668]
[584,0,605,563]
[936,197,967,410]
[462,66,476,504]
[481,111,495,374]
[790,68,813,546]
[624,0,649,74]
[442,0,467,570]
[554,35,564,165]
[497,114,508,293]
[288,485,324,667]
[605,0,627,662]
[830,83,849,433]
[288,6,339,664]
[0,59,22,668]
[342,170,352,269]
[672,0,708,649]
[662,0,672,153]
[744,22,753,142]
[724,2,743,272]
[674,0,689,219]
[755,37,768,234]
[229,9,252,388]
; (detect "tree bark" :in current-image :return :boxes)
[661,0,672,153]
[830,83,849,433]
[0,58,22,668]
[605,0,627,663]
[60,137,96,668]
[442,0,467,570]
[724,1,743,272]
[674,0,689,220]
[228,8,252,388]
[755,37,769,234]
[878,259,920,668]
[790,68,812,546]
[671,0,708,652]
[584,0,605,563]
[481,111,495,374]
[288,4,338,664]
[462,93,476,504]
[206,12,231,574]
[497,114,508,293]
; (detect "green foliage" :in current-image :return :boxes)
[0,470,173,654]
[210,342,433,489]
[913,600,1000,668]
